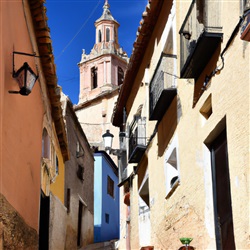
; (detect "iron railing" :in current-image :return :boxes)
[179,0,222,72]
[149,54,176,118]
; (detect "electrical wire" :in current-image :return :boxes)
[202,14,246,91]
[55,0,102,61]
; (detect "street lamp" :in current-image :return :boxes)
[9,51,39,96]
[102,129,114,150]
[102,129,126,156]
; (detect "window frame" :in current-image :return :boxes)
[91,66,98,89]
[106,28,110,42]
[42,128,51,159]
[164,134,180,199]
[98,29,102,43]
[117,66,124,85]
[107,175,114,198]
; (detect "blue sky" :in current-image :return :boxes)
[45,0,148,104]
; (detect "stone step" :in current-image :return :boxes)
[81,240,118,250]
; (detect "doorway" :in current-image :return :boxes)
[210,129,235,249]
[39,191,50,250]
[77,201,83,247]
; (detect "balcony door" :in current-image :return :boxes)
[210,130,235,249]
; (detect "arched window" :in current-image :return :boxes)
[118,67,124,85]
[42,128,50,159]
[106,28,110,42]
[98,30,102,43]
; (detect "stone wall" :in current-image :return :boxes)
[0,194,38,250]
[49,193,67,250]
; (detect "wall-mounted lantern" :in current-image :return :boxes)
[102,129,126,156]
[102,129,114,150]
[9,51,39,96]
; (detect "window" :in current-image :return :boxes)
[242,0,250,13]
[128,114,147,163]
[77,165,84,181]
[118,66,124,85]
[200,94,212,120]
[107,176,114,198]
[91,67,98,89]
[76,141,85,158]
[106,28,110,42]
[77,201,83,246]
[66,188,71,213]
[138,172,151,247]
[55,155,59,175]
[98,30,102,43]
[164,135,180,199]
[42,128,50,159]
[105,213,110,224]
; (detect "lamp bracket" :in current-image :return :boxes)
[9,51,41,96]
[13,51,41,76]
[105,147,126,157]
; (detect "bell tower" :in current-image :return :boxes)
[78,0,128,103]
[75,0,128,151]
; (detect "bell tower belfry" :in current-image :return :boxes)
[75,0,128,151]
[78,0,128,103]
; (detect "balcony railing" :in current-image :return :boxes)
[128,116,146,163]
[179,0,223,79]
[149,54,177,121]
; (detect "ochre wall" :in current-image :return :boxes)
[50,143,65,204]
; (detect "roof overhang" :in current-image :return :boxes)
[29,0,69,161]
[111,0,166,128]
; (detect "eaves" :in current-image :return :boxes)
[111,0,164,128]
[65,98,95,160]
[74,87,120,111]
[29,0,69,161]
[77,52,128,67]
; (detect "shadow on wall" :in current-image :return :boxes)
[94,226,101,243]
[158,95,178,157]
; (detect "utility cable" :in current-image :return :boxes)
[55,0,101,61]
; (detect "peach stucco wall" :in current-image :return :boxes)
[79,55,127,101]
[0,1,44,231]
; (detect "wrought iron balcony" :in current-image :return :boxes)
[128,116,146,163]
[179,0,223,79]
[149,54,177,121]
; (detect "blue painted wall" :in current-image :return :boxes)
[94,152,120,243]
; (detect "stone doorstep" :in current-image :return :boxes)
[81,239,118,250]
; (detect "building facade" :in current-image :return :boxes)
[75,0,128,153]
[61,95,95,249]
[0,0,69,249]
[74,1,128,247]
[112,0,250,249]
[94,151,120,243]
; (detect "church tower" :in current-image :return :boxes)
[78,0,128,103]
[75,0,128,151]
